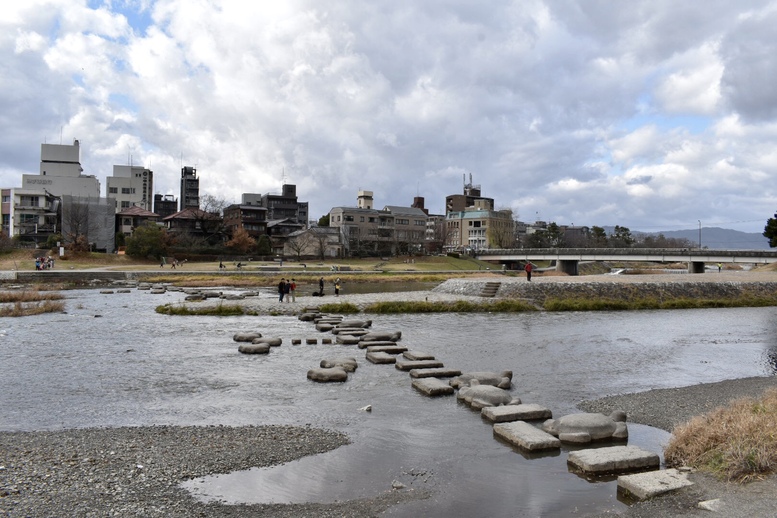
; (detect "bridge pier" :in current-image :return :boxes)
[688,261,705,274]
[556,259,579,276]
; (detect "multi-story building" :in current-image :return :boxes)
[115,206,160,238]
[180,166,199,211]
[241,184,308,226]
[154,194,178,219]
[328,191,428,256]
[446,200,515,251]
[445,174,494,213]
[21,140,100,198]
[106,165,153,212]
[223,204,268,239]
[1,188,61,245]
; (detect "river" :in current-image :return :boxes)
[1,287,776,516]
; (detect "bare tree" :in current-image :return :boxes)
[61,196,100,252]
[486,209,517,248]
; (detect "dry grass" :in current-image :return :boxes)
[0,290,64,303]
[0,300,65,317]
[664,388,777,482]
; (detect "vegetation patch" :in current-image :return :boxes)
[363,300,536,314]
[318,302,360,314]
[0,300,65,317]
[543,294,777,311]
[0,290,64,303]
[664,388,777,482]
[155,304,254,316]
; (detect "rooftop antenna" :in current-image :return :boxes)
[281,167,287,185]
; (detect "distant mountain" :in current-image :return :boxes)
[638,227,770,250]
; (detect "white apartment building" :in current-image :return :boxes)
[106,165,154,212]
[21,140,100,198]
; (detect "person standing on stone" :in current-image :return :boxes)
[278,278,286,302]
[319,277,324,295]
[524,262,533,282]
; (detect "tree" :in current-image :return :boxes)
[545,222,564,247]
[125,222,171,259]
[610,225,634,248]
[0,230,12,253]
[62,196,98,252]
[486,209,518,248]
[590,226,608,247]
[764,213,777,247]
[256,235,272,255]
[226,227,257,254]
[285,232,313,260]
[318,214,330,227]
[526,229,548,248]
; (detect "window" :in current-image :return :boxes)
[344,215,354,222]
[20,214,37,224]
[109,187,118,194]
[121,188,135,194]
[121,201,130,209]
[360,216,365,222]
[2,195,9,203]
[415,219,425,226]
[20,196,39,207]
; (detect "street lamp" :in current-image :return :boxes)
[698,220,701,249]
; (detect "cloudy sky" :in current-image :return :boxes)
[2,1,776,237]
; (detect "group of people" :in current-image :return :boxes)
[277,278,297,302]
[35,256,54,270]
[316,277,341,296]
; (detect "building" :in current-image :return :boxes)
[328,191,429,256]
[1,188,61,245]
[445,174,494,213]
[60,195,116,252]
[106,165,153,212]
[283,226,342,259]
[21,140,100,198]
[241,184,309,226]
[223,204,268,239]
[162,207,222,244]
[180,166,199,211]
[154,194,178,219]
[115,206,160,238]
[446,200,515,251]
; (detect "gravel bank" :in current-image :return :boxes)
[0,425,427,517]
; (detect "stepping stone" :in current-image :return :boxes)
[408,368,462,379]
[306,338,318,344]
[366,351,396,364]
[482,404,553,423]
[395,360,444,371]
[320,357,358,372]
[331,328,369,336]
[322,338,332,344]
[365,345,408,354]
[307,367,348,382]
[412,378,455,396]
[233,332,262,342]
[358,340,396,349]
[315,323,334,332]
[291,339,302,345]
[336,335,361,345]
[618,469,693,500]
[238,343,270,354]
[403,351,435,361]
[567,446,660,475]
[493,421,561,452]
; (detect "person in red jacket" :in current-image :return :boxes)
[524,262,533,282]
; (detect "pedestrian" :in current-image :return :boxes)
[524,262,533,282]
[219,261,225,270]
[278,278,286,302]
[290,278,296,302]
[334,280,340,296]
[718,263,722,273]
[319,277,324,295]
[284,279,291,303]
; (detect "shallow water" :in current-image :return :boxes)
[2,287,776,516]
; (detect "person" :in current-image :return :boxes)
[284,279,291,303]
[718,263,722,273]
[278,278,286,302]
[290,278,296,302]
[236,262,243,270]
[171,260,176,269]
[219,261,225,270]
[319,277,324,295]
[524,262,533,282]
[334,280,341,297]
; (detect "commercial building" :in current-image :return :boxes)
[21,140,100,198]
[241,184,308,226]
[106,165,153,212]
[223,204,268,239]
[180,166,199,211]
[445,200,515,251]
[154,194,178,219]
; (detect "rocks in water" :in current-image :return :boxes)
[358,340,396,349]
[335,335,362,345]
[457,381,521,410]
[365,345,408,354]
[395,359,444,371]
[307,367,348,382]
[450,371,513,390]
[338,319,372,329]
[320,357,358,372]
[233,332,262,342]
[360,331,402,342]
[408,367,462,379]
[412,378,455,397]
[402,351,435,361]
[493,421,561,452]
[542,411,628,444]
[253,337,282,347]
[366,351,397,364]
[238,343,270,354]
[481,403,552,423]
[568,445,659,475]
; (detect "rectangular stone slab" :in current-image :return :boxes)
[568,446,660,475]
[358,340,396,349]
[493,421,561,452]
[412,378,454,396]
[403,351,435,361]
[618,469,693,500]
[395,359,444,371]
[365,345,408,354]
[482,404,553,423]
[408,368,462,379]
[366,351,396,364]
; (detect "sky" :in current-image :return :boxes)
[1,0,776,237]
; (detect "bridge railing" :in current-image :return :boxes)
[477,248,777,258]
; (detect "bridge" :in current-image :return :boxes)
[476,248,777,275]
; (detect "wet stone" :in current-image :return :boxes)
[322,338,332,345]
[307,367,348,382]
[395,360,444,371]
[568,446,660,475]
[403,351,435,361]
[366,351,396,364]
[493,421,561,452]
[233,332,262,342]
[408,368,462,379]
[320,357,358,372]
[482,404,552,423]
[618,469,694,500]
[365,345,408,354]
[238,343,270,354]
[306,338,318,344]
[412,378,455,397]
[358,340,397,349]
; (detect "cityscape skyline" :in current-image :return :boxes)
[1,1,775,234]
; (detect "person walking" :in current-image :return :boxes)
[290,278,296,302]
[278,278,286,302]
[524,262,533,282]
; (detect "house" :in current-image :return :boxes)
[116,205,160,238]
[223,204,268,239]
[283,226,342,259]
[162,207,223,244]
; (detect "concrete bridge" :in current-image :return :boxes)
[477,248,777,275]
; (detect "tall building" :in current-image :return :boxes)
[445,174,494,213]
[445,200,515,251]
[241,184,308,226]
[106,165,153,213]
[154,194,178,219]
[180,166,199,211]
[21,140,100,198]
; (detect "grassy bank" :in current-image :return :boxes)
[665,388,777,482]
[0,300,65,317]
[543,294,777,311]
